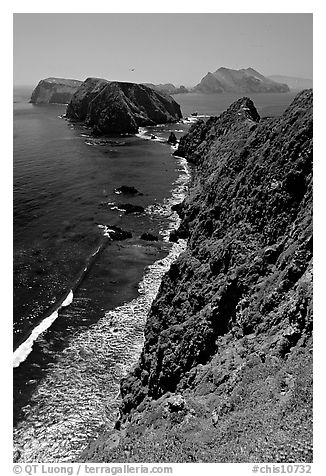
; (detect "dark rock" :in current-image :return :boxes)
[115,186,141,195]
[66,78,182,134]
[140,233,159,242]
[151,135,157,140]
[169,230,179,242]
[165,394,186,412]
[30,77,82,104]
[118,204,145,214]
[105,226,132,240]
[171,202,184,217]
[167,132,178,145]
[263,246,278,263]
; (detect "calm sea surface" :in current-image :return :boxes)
[13,87,297,461]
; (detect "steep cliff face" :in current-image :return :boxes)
[30,78,82,104]
[80,90,312,463]
[194,67,290,94]
[66,78,182,134]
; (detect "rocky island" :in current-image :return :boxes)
[66,78,182,134]
[30,77,82,104]
[143,83,189,95]
[79,90,312,463]
[194,67,290,94]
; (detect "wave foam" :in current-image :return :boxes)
[13,291,74,368]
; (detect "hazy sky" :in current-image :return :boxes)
[13,13,313,86]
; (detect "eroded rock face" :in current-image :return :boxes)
[30,78,82,104]
[80,90,312,463]
[194,67,290,94]
[66,78,182,134]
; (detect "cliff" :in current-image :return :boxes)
[66,78,182,134]
[80,90,312,463]
[194,67,290,94]
[30,77,82,104]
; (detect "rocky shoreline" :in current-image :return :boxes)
[13,149,191,463]
[79,90,313,463]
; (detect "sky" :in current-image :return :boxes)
[13,13,313,87]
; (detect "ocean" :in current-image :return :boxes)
[13,87,297,462]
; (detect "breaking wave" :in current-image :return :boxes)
[13,291,74,368]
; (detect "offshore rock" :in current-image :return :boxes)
[115,186,142,195]
[80,90,312,463]
[66,78,182,134]
[167,132,178,145]
[30,77,82,104]
[140,233,159,242]
[117,204,145,214]
[105,226,132,240]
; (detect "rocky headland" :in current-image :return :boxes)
[66,78,182,134]
[79,89,312,463]
[30,77,82,104]
[194,67,290,94]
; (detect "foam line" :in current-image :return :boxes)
[13,291,73,368]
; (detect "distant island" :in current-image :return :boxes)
[193,67,290,94]
[268,75,313,91]
[142,83,189,95]
[30,68,300,109]
[65,77,182,134]
[30,77,82,104]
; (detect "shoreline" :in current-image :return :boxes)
[14,154,190,463]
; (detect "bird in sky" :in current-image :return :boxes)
[129,68,135,72]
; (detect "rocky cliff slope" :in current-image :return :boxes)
[80,90,312,463]
[194,67,290,94]
[66,78,182,134]
[30,77,82,104]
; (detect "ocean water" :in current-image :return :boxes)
[13,87,295,462]
[173,91,298,118]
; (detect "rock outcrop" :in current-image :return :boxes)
[115,186,142,196]
[167,132,177,145]
[30,78,82,104]
[80,90,312,463]
[194,67,290,94]
[66,78,182,134]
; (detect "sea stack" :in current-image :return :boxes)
[30,78,82,104]
[66,78,182,134]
